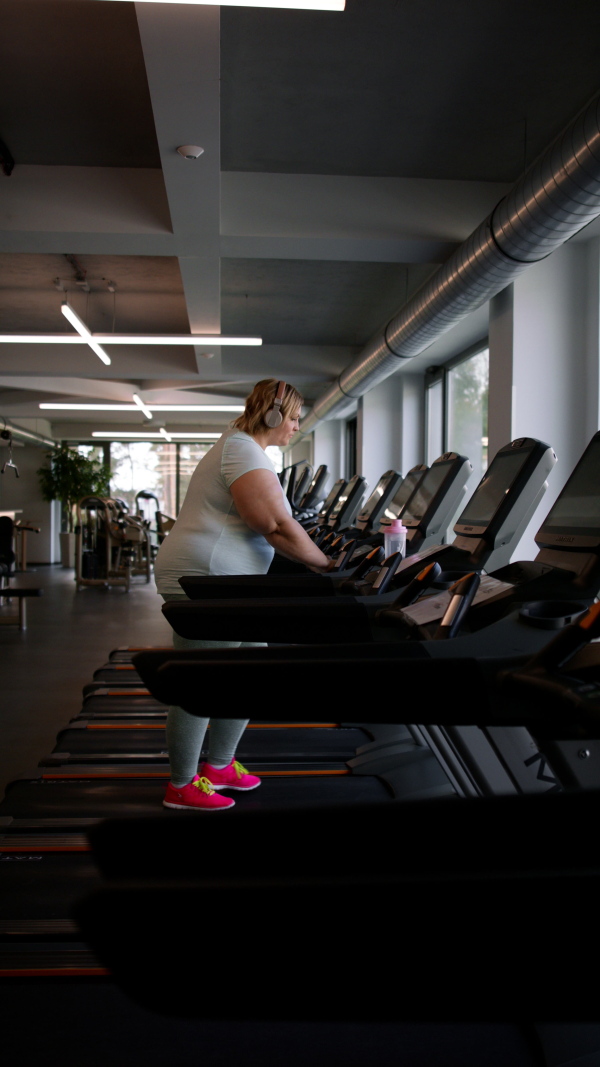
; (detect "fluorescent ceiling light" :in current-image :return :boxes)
[92,431,222,439]
[39,403,245,412]
[146,405,245,412]
[40,404,139,411]
[61,302,111,366]
[160,428,173,443]
[132,393,153,420]
[95,1,345,10]
[0,334,261,346]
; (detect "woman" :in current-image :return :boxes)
[154,379,332,811]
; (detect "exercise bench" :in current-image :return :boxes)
[0,586,43,631]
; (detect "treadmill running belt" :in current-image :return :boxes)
[0,775,394,819]
[50,726,369,762]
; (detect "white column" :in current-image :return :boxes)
[488,240,599,560]
[312,420,344,483]
[356,374,423,489]
[585,236,600,437]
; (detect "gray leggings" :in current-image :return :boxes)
[162,594,264,786]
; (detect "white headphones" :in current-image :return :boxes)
[264,380,287,428]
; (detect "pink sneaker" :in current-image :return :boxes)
[163,775,235,811]
[200,760,261,792]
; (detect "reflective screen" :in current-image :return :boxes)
[322,481,343,512]
[385,469,426,521]
[403,462,453,523]
[542,438,600,530]
[359,473,394,519]
[306,466,324,494]
[330,482,352,519]
[457,450,530,527]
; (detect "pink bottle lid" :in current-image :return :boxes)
[388,518,406,532]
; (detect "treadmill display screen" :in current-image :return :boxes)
[305,466,324,496]
[403,462,453,523]
[359,473,394,520]
[540,438,600,533]
[385,470,425,521]
[456,450,530,528]
[322,482,343,513]
[330,481,354,520]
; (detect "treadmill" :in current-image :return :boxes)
[318,468,403,556]
[177,454,464,604]
[168,437,554,643]
[119,439,597,806]
[306,473,367,544]
[78,608,600,1028]
[292,463,328,518]
[296,477,346,529]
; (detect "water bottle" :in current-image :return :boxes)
[384,518,407,560]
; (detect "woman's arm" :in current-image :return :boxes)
[230,469,333,572]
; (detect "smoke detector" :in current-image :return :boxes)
[177,145,204,160]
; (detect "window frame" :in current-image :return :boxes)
[424,340,489,464]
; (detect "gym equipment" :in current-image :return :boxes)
[169,437,555,640]
[75,496,152,591]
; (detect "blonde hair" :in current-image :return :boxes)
[232,379,304,435]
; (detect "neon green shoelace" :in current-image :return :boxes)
[232,761,248,779]
[193,776,216,795]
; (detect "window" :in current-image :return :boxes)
[447,348,489,485]
[425,346,489,486]
[74,437,283,520]
[109,441,178,516]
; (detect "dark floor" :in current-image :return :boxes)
[0,563,172,799]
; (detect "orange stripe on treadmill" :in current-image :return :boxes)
[0,968,110,977]
[86,722,340,730]
[104,689,150,696]
[580,602,600,628]
[0,845,90,852]
[87,724,165,730]
[247,723,341,729]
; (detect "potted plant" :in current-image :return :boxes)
[38,446,111,567]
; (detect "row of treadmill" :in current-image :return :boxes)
[3,431,600,1063]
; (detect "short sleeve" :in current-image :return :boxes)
[221,432,276,489]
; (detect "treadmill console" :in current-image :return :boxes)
[452,437,557,569]
[327,475,367,529]
[379,465,428,528]
[354,470,403,532]
[402,453,472,547]
[321,479,347,520]
[300,465,329,509]
[536,433,600,552]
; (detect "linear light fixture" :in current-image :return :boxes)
[39,403,245,412]
[61,302,111,366]
[160,428,173,443]
[95,1,345,10]
[132,394,153,420]
[92,431,222,439]
[0,334,261,346]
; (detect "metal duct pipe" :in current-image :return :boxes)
[0,418,55,448]
[299,94,600,435]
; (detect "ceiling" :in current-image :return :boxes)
[1,0,600,439]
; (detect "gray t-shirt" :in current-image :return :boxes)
[154,429,291,595]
